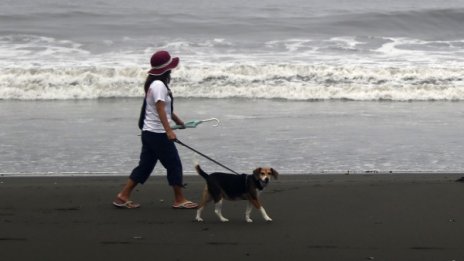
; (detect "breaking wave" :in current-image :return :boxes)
[1,64,463,101]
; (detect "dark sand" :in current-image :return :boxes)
[1,174,464,261]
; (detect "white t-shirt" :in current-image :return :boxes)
[142,80,172,133]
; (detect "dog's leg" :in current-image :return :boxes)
[249,198,272,222]
[245,201,253,223]
[196,206,205,222]
[214,199,229,222]
[259,206,272,222]
[195,187,211,222]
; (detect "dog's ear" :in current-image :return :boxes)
[270,168,279,179]
[253,168,262,177]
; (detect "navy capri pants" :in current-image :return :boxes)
[130,131,183,186]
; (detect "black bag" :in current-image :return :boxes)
[138,98,147,130]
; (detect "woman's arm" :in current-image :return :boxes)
[171,113,185,127]
[155,100,177,141]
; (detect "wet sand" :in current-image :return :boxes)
[1,174,463,261]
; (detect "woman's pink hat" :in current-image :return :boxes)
[148,50,179,75]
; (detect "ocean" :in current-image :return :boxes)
[1,0,464,176]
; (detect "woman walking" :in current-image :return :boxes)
[113,50,198,209]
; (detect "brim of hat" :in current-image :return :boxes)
[148,57,179,75]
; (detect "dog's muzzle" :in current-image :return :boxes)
[259,178,269,188]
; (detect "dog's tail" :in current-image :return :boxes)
[195,164,209,180]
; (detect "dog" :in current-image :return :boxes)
[194,164,278,223]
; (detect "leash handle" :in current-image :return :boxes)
[174,139,240,175]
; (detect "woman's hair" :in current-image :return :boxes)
[144,70,171,94]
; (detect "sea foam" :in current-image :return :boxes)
[1,63,463,101]
[1,33,464,101]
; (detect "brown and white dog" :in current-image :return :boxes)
[195,164,278,223]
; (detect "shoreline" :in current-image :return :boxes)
[1,171,464,177]
[1,174,464,260]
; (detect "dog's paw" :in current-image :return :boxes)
[246,218,253,223]
[220,217,229,222]
[264,217,273,222]
[195,217,204,222]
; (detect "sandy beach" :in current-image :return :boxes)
[1,174,463,261]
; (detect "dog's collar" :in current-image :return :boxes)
[244,174,267,191]
[252,175,267,190]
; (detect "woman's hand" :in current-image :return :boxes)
[166,129,177,141]
[172,113,185,129]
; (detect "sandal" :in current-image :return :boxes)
[112,198,141,209]
[172,201,198,209]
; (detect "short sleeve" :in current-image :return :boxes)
[149,81,168,103]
